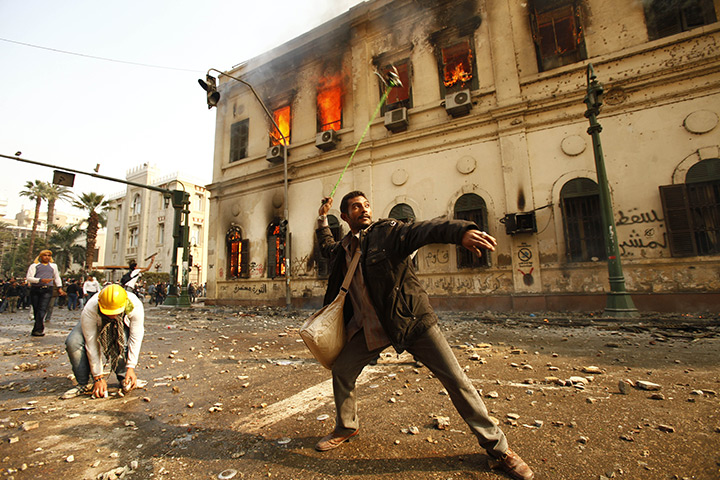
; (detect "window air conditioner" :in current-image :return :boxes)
[315,130,339,151]
[266,145,286,164]
[501,212,537,235]
[384,107,409,132]
[445,89,472,117]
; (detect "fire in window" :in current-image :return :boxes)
[442,41,474,90]
[267,220,287,278]
[270,105,291,146]
[317,72,343,132]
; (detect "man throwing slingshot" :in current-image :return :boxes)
[314,191,534,480]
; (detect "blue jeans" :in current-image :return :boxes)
[65,321,130,385]
[30,287,53,334]
[67,293,79,310]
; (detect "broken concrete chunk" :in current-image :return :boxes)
[636,381,661,391]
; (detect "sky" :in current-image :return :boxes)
[0,0,365,219]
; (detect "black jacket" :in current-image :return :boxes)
[317,217,478,352]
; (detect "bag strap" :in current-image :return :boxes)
[340,247,361,293]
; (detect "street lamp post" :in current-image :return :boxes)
[584,64,638,317]
[199,69,292,309]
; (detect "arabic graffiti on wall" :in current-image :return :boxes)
[615,208,667,257]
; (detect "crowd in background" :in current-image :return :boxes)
[0,276,206,313]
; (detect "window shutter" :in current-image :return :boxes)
[659,184,697,257]
[240,239,250,278]
[267,235,277,279]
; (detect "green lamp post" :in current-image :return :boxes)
[584,64,638,317]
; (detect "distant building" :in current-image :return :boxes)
[205,0,720,312]
[103,164,210,286]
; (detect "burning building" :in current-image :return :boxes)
[204,0,720,312]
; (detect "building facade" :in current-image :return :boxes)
[205,0,720,312]
[103,164,210,287]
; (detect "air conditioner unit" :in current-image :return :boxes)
[315,130,339,151]
[501,212,537,235]
[384,107,409,133]
[445,89,472,117]
[266,144,286,164]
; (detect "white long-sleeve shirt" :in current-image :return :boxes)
[80,291,145,377]
[83,279,101,295]
[26,262,62,287]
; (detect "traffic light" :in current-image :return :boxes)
[198,75,220,109]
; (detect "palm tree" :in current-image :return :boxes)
[48,225,86,273]
[73,192,109,269]
[19,180,48,263]
[44,183,73,242]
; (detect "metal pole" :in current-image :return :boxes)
[209,68,292,309]
[584,64,638,317]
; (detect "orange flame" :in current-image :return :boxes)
[271,106,291,146]
[317,73,343,131]
[442,41,473,88]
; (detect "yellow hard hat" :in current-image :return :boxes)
[98,284,128,316]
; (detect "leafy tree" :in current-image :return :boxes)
[72,192,109,269]
[1,235,31,279]
[48,225,86,273]
[44,183,73,243]
[19,180,47,263]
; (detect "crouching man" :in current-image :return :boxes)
[62,284,144,399]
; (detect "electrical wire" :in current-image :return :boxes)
[0,37,202,73]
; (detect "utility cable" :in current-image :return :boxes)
[0,37,202,73]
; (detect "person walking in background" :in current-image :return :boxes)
[26,249,65,337]
[1,279,20,313]
[66,279,80,311]
[83,276,101,300]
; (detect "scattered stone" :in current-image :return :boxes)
[486,391,499,398]
[507,413,520,420]
[187,402,194,408]
[618,380,631,395]
[8,436,19,443]
[582,366,603,374]
[434,416,450,430]
[636,381,661,391]
[658,424,675,433]
[620,434,634,442]
[66,455,74,462]
[409,426,420,435]
[649,393,666,400]
[534,420,544,428]
[569,376,590,385]
[21,421,39,431]
[578,436,588,444]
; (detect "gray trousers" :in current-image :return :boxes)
[330,323,508,456]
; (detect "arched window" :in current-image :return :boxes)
[389,203,418,269]
[388,203,416,223]
[660,158,720,256]
[560,178,605,262]
[226,226,249,279]
[454,194,489,268]
[131,194,142,215]
[316,215,342,277]
[267,218,288,278]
